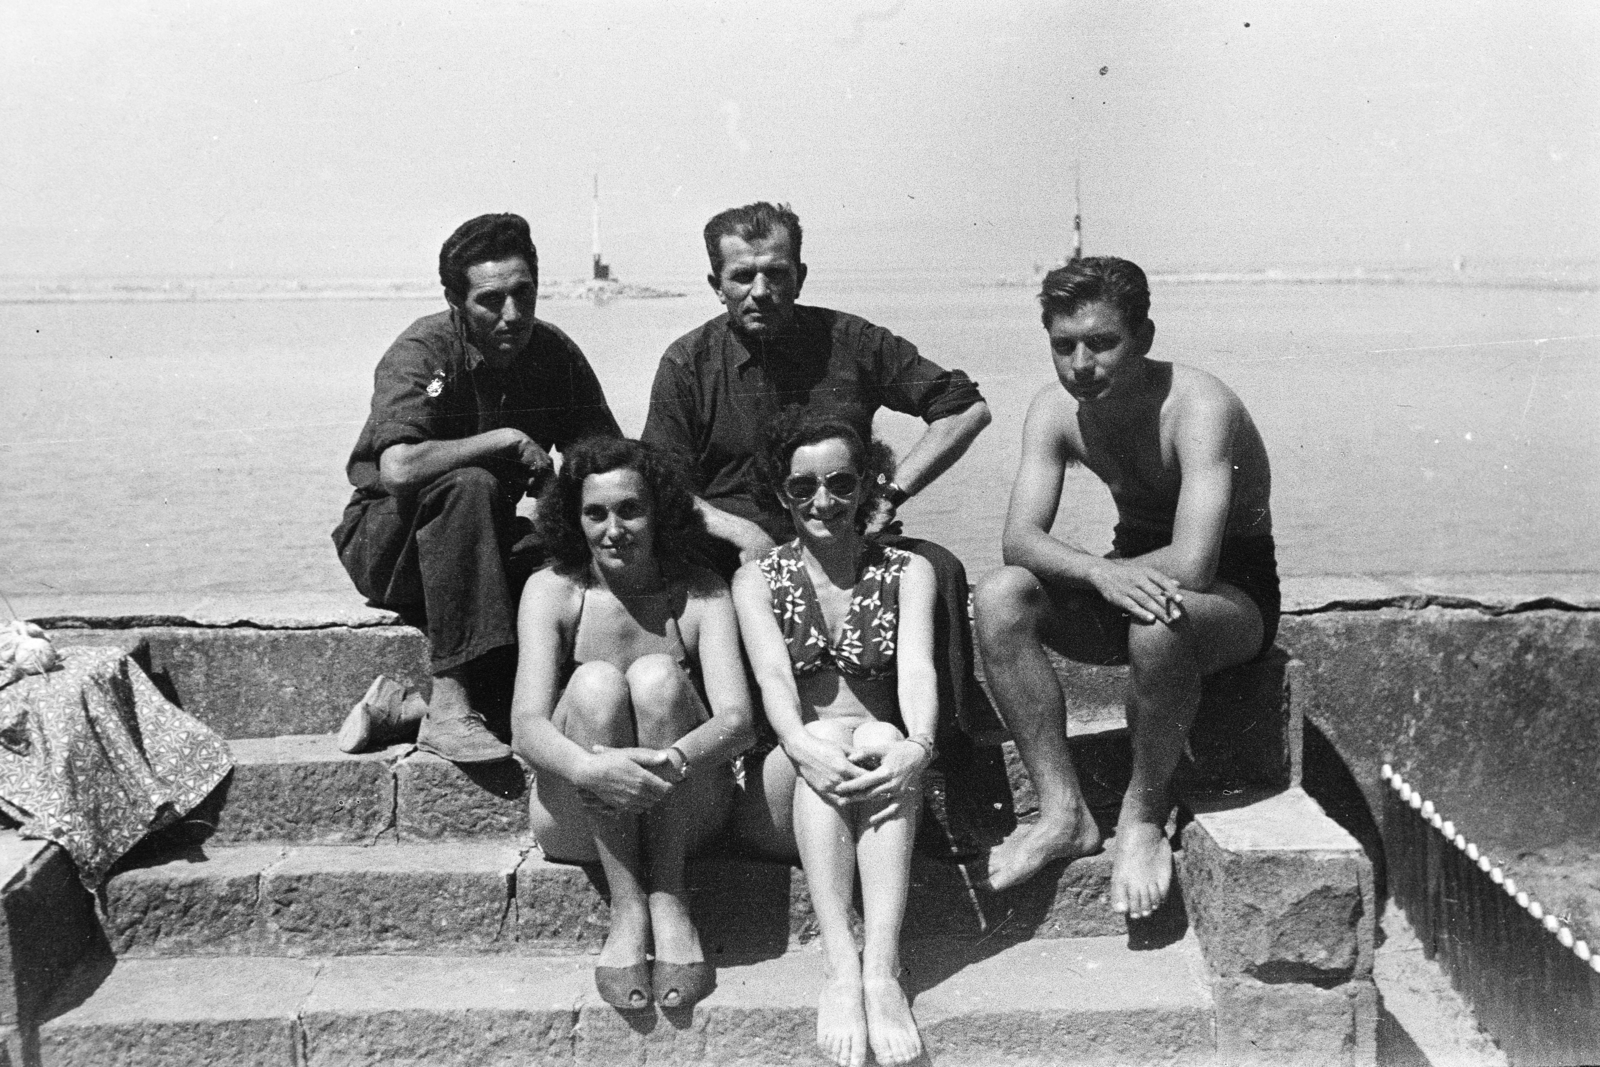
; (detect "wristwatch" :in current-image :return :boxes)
[879,476,910,509]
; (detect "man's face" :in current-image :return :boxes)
[451,256,537,363]
[1047,300,1153,404]
[708,229,806,338]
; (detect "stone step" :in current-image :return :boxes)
[101,839,1148,959]
[38,934,1217,1067]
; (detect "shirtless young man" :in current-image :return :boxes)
[973,257,1278,917]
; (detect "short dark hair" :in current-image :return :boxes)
[1038,257,1150,331]
[535,437,704,574]
[755,409,894,535]
[439,214,539,300]
[703,202,803,278]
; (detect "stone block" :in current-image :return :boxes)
[37,956,316,1067]
[262,842,521,954]
[199,735,399,844]
[513,852,610,951]
[0,835,99,1025]
[1212,974,1378,1067]
[103,845,281,956]
[396,752,531,840]
[1179,789,1373,982]
[101,625,430,738]
[300,955,581,1067]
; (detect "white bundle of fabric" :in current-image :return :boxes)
[0,620,60,688]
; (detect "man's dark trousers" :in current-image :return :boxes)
[334,466,545,676]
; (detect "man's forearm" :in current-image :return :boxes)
[694,497,775,551]
[378,430,516,495]
[892,402,991,496]
[1000,524,1108,589]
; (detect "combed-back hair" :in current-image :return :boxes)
[1038,256,1151,331]
[439,214,539,300]
[535,437,705,574]
[703,202,803,278]
[755,408,895,535]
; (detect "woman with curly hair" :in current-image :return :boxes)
[732,412,936,1067]
[511,436,754,1012]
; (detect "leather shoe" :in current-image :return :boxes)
[416,704,511,764]
[338,675,425,754]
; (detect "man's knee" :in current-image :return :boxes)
[424,465,503,508]
[1126,617,1198,677]
[975,566,1045,639]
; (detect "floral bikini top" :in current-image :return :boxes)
[757,540,913,681]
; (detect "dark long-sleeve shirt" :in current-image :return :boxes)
[344,309,620,503]
[640,305,984,541]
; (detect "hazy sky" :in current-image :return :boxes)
[3,0,1595,281]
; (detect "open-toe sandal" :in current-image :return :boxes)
[594,962,653,1010]
[652,960,715,1009]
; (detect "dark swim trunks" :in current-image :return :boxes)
[1112,525,1281,657]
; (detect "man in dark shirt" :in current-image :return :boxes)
[333,213,620,763]
[641,202,1013,853]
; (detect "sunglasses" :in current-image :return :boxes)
[781,470,861,505]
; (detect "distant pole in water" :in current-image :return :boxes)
[1070,164,1083,262]
[591,174,611,281]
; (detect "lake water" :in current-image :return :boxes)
[2,273,1596,607]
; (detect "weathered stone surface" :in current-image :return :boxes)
[52,625,431,739]
[1284,608,1600,855]
[906,850,1123,942]
[0,835,99,1025]
[201,735,400,844]
[396,752,532,840]
[0,1024,21,1067]
[262,842,522,953]
[514,852,610,951]
[103,845,281,956]
[300,955,581,1066]
[1179,789,1372,982]
[1211,974,1377,1067]
[38,956,316,1067]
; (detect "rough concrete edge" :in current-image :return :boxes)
[0,840,97,1032]
[26,573,1600,631]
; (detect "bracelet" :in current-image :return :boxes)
[903,735,936,762]
[666,745,690,782]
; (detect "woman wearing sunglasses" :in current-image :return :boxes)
[731,413,937,1067]
[511,437,754,1012]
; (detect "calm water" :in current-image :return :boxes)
[2,274,1596,605]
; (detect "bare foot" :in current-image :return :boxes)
[817,974,868,1067]
[1109,819,1173,919]
[648,890,704,1007]
[986,813,1103,892]
[863,973,922,1066]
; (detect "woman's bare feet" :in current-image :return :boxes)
[1109,819,1173,919]
[986,810,1103,892]
[817,970,869,1067]
[647,890,705,1007]
[863,972,922,1066]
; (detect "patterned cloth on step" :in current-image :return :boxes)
[0,646,233,889]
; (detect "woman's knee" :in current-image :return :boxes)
[562,661,630,730]
[803,717,857,747]
[626,653,691,706]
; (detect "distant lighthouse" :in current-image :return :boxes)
[591,174,611,281]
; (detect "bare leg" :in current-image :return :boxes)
[974,567,1103,891]
[558,663,652,1006]
[627,655,729,1005]
[1112,584,1264,918]
[794,719,870,1067]
[850,722,924,1067]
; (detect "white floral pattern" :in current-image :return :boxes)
[757,540,911,680]
[0,647,233,889]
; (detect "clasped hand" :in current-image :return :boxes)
[786,732,930,826]
[1088,558,1184,625]
[575,744,677,817]
[506,430,554,495]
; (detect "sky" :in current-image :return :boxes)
[2,0,1595,282]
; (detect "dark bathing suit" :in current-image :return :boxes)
[1112,524,1281,657]
[560,583,705,704]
